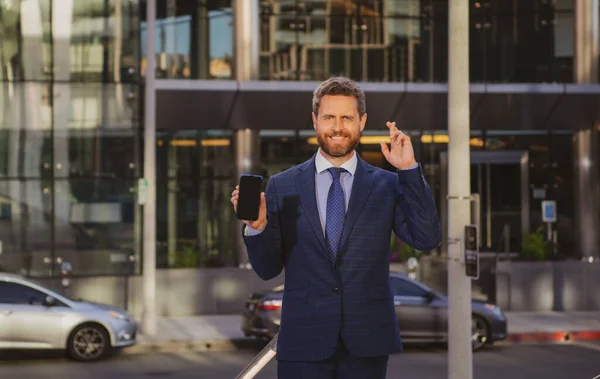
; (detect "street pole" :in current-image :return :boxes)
[142,0,157,336]
[447,0,472,379]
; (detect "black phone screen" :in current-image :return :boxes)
[236,174,263,221]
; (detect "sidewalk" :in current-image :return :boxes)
[124,311,600,355]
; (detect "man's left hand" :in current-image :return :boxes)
[380,121,417,170]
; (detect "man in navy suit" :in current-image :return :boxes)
[231,77,441,379]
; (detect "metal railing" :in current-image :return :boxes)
[235,334,278,379]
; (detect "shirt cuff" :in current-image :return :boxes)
[400,163,419,171]
[244,225,265,236]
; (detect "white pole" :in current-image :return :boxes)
[447,0,472,379]
[142,0,157,336]
[235,334,278,379]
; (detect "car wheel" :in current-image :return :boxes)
[67,323,111,362]
[471,315,490,351]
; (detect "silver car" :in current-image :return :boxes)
[0,272,137,361]
[242,272,507,351]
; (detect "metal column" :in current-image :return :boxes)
[233,0,261,267]
[573,0,600,260]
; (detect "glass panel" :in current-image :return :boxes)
[0,0,137,82]
[260,130,297,176]
[0,179,53,277]
[469,0,573,83]
[486,131,550,190]
[54,178,136,276]
[52,0,140,83]
[53,129,137,179]
[156,130,234,268]
[140,0,233,80]
[257,0,573,83]
[259,1,299,80]
[472,163,522,252]
[52,83,138,179]
[0,0,52,82]
[0,83,52,178]
[54,82,138,131]
[469,131,554,254]
[549,131,574,255]
[297,129,319,162]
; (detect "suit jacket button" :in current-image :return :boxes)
[334,287,340,293]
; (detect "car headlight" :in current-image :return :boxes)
[484,304,504,318]
[109,311,129,321]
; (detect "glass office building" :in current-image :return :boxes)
[0,0,598,278]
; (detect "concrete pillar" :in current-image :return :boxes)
[233,0,260,82]
[447,1,473,378]
[234,129,261,266]
[573,0,600,260]
[574,0,599,83]
[232,0,261,266]
[574,130,599,259]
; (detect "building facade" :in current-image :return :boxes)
[0,0,598,279]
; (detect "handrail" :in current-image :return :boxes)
[234,334,278,379]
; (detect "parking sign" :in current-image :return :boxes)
[542,201,556,223]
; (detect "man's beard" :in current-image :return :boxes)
[316,132,360,158]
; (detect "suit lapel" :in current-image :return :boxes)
[295,156,328,254]
[339,156,375,254]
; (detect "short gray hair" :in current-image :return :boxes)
[312,77,366,116]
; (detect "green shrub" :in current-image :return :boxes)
[168,244,204,268]
[521,227,549,261]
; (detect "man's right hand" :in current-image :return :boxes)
[231,185,268,231]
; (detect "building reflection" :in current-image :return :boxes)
[0,0,596,278]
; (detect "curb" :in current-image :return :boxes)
[120,330,600,355]
[506,330,600,344]
[122,337,264,355]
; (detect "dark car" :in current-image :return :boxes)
[242,272,507,351]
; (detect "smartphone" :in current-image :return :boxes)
[236,174,263,221]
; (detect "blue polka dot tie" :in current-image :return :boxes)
[326,167,346,262]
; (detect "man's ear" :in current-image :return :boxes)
[360,113,367,132]
[312,113,318,130]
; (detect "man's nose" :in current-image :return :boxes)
[331,118,342,131]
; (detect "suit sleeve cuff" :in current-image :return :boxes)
[397,163,424,183]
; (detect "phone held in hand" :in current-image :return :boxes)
[236,174,263,221]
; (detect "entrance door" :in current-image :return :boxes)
[439,151,530,254]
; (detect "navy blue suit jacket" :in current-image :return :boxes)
[243,154,442,362]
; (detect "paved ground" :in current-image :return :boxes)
[1,343,599,379]
[130,311,600,355]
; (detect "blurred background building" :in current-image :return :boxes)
[0,0,598,279]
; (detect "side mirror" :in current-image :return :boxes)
[425,291,437,302]
[44,296,56,307]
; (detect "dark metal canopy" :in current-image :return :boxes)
[155,81,600,132]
